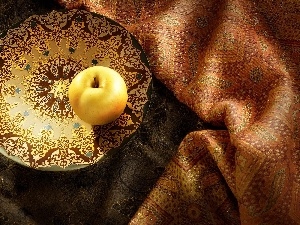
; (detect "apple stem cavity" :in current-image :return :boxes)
[93,77,99,88]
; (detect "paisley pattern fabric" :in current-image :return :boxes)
[55,0,300,224]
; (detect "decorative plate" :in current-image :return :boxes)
[0,9,152,171]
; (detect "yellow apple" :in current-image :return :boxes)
[68,66,128,125]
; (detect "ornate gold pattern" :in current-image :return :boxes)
[0,9,152,169]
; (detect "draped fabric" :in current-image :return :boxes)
[55,0,300,224]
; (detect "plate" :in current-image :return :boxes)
[0,9,152,171]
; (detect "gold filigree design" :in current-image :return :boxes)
[50,79,69,101]
[0,9,152,169]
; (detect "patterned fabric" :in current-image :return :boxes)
[43,0,300,224]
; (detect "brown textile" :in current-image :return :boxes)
[56,0,300,224]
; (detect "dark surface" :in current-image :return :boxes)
[0,1,205,224]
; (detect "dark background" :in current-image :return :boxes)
[0,1,206,224]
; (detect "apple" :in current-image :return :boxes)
[68,66,128,125]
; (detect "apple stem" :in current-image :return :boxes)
[93,77,99,88]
